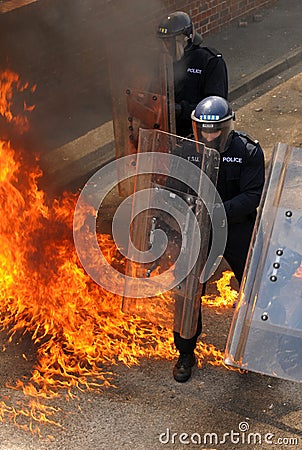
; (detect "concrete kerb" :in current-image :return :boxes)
[43,47,302,191]
[229,45,302,101]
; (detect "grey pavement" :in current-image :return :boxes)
[205,0,302,101]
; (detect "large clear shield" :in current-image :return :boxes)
[224,143,302,382]
[120,128,221,339]
[108,40,175,196]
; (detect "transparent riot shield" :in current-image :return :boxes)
[108,40,175,196]
[225,143,302,382]
[119,128,221,339]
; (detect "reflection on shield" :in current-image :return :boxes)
[121,129,220,339]
[225,143,302,382]
[108,40,175,196]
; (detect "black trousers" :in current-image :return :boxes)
[173,220,255,354]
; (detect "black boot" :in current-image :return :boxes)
[173,353,196,383]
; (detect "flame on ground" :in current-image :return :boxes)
[0,69,238,434]
[202,270,238,308]
[294,263,302,278]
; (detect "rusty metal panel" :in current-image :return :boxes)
[108,41,175,196]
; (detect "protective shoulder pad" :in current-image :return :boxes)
[203,46,223,58]
[235,131,259,156]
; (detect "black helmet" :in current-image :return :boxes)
[157,11,202,60]
[157,11,194,39]
[191,96,235,153]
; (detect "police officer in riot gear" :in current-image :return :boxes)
[172,96,265,382]
[157,11,228,137]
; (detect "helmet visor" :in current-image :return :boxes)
[161,34,187,61]
[192,119,233,153]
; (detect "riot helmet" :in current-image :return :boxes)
[157,11,202,60]
[191,96,235,153]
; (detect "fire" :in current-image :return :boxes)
[294,262,302,278]
[0,69,237,434]
[0,68,36,132]
[202,270,238,308]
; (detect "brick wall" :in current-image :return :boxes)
[161,0,278,36]
[102,0,278,38]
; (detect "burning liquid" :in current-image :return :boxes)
[0,69,238,433]
[202,271,238,308]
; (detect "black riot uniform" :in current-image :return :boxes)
[174,46,228,137]
[171,96,265,381]
[157,11,228,137]
[172,130,265,354]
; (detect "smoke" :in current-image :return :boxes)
[101,0,168,86]
[0,0,170,192]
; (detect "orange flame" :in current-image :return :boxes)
[0,68,36,132]
[294,262,302,278]
[0,69,238,434]
[202,270,239,308]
